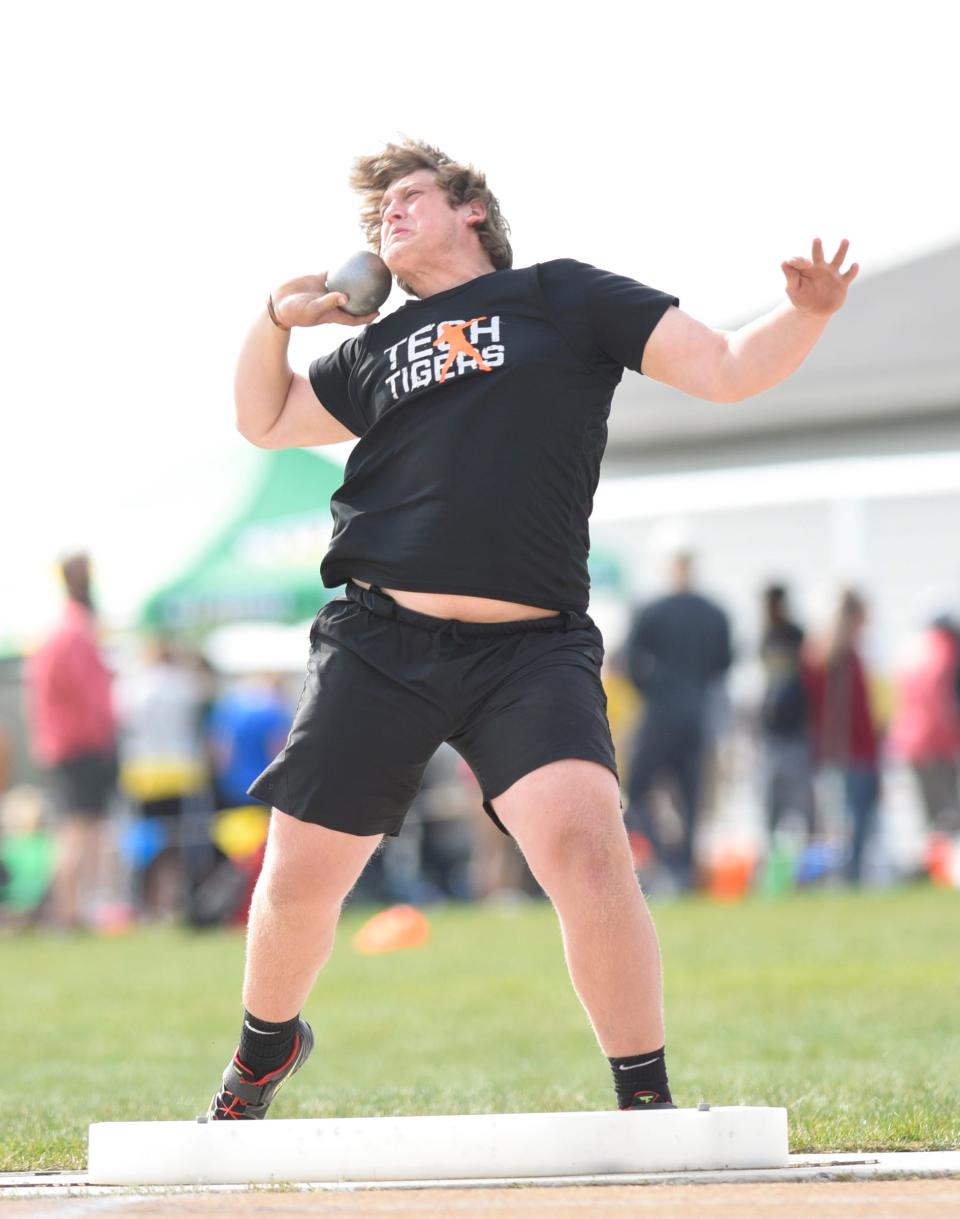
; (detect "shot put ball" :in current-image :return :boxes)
[326,251,392,316]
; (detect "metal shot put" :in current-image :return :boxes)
[325,250,392,316]
[209,138,858,1122]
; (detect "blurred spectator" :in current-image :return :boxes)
[0,725,10,795]
[24,552,118,928]
[356,743,477,904]
[0,785,55,929]
[116,636,210,920]
[806,589,882,885]
[624,552,733,891]
[890,614,960,836]
[401,742,475,901]
[758,584,816,840]
[699,676,735,823]
[166,677,292,921]
[207,675,292,808]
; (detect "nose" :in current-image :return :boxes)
[383,197,406,225]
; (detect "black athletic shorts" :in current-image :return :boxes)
[53,748,118,817]
[247,580,620,838]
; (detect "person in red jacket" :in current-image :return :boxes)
[26,553,117,928]
[806,589,882,884]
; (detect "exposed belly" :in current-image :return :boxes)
[350,579,559,623]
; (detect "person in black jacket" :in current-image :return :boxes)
[759,584,815,840]
[625,553,732,891]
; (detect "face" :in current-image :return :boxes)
[378,168,484,275]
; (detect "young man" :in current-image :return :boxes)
[208,140,858,1119]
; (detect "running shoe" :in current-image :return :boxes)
[206,1018,314,1120]
[620,1089,677,1111]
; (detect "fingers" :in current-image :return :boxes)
[314,291,350,316]
[303,293,381,327]
[294,291,349,325]
[273,277,382,328]
[333,304,381,326]
[807,237,855,271]
[830,238,850,268]
[794,240,858,279]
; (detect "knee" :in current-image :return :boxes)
[255,855,345,914]
[527,822,635,901]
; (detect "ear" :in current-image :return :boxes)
[465,201,486,227]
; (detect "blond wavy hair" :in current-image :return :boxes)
[349,139,513,293]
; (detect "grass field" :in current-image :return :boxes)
[3,884,958,1172]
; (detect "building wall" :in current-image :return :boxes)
[590,461,960,674]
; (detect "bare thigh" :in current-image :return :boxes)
[259,809,383,907]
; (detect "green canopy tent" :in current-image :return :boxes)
[140,448,346,632]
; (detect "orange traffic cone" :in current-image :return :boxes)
[925,833,954,888]
[706,847,755,902]
[352,904,431,955]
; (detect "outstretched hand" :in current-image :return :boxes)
[271,273,380,329]
[782,239,859,317]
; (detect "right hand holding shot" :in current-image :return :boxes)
[269,271,381,330]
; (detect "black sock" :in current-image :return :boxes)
[608,1046,672,1108]
[236,1010,301,1080]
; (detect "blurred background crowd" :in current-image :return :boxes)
[2,521,958,934]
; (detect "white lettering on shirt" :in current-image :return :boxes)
[407,324,434,362]
[383,339,406,370]
[472,317,499,344]
[381,316,505,402]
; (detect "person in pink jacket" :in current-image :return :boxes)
[890,615,960,836]
[26,553,117,928]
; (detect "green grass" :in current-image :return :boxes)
[3,885,958,1171]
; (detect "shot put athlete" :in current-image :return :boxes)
[207,139,858,1120]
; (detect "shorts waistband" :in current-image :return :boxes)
[345,580,586,637]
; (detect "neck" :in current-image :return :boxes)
[401,252,497,300]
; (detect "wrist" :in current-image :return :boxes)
[266,294,290,331]
[786,298,833,326]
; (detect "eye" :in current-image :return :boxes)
[380,188,420,221]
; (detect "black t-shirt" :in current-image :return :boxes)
[310,259,678,612]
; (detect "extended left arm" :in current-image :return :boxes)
[641,239,859,404]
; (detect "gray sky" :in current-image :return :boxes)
[3,0,958,641]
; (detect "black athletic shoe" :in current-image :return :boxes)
[207,1018,314,1120]
[620,1089,677,1111]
